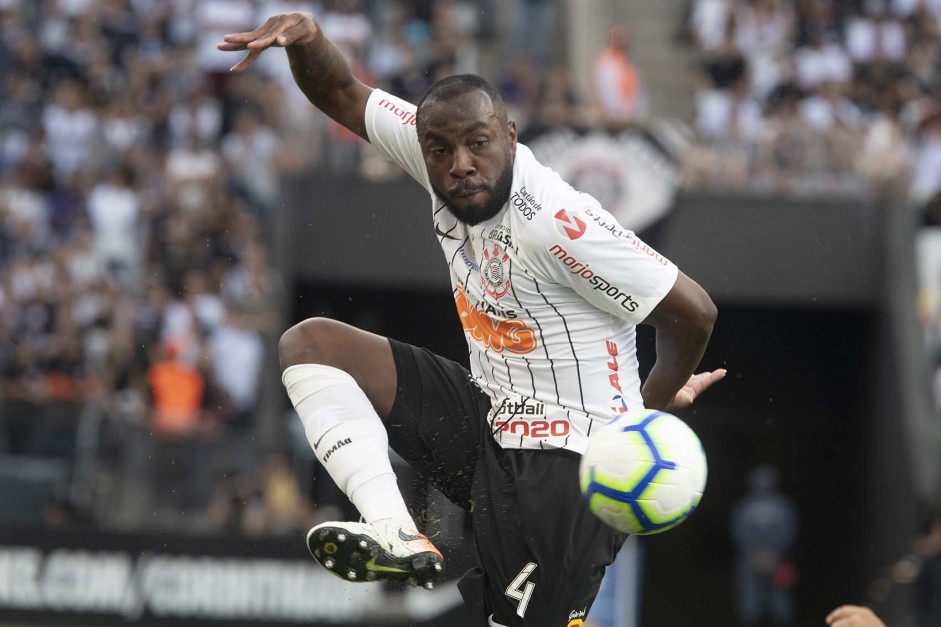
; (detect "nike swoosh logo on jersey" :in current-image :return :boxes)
[435,223,460,240]
[398,528,424,542]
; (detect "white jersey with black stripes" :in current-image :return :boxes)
[364,89,678,453]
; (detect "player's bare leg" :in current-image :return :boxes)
[279,318,443,587]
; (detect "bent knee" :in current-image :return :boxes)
[278,317,347,371]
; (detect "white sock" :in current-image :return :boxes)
[283,363,415,526]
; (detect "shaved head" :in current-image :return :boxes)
[416,74,508,139]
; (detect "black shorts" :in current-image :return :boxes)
[387,339,628,627]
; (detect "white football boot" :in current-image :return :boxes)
[306,520,444,589]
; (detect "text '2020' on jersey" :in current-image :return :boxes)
[365,90,678,454]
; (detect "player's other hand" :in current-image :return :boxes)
[826,605,886,627]
[666,369,726,410]
[217,13,319,72]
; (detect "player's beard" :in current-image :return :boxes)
[436,159,514,227]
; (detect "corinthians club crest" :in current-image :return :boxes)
[481,243,511,299]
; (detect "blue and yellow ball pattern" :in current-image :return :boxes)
[579,409,708,535]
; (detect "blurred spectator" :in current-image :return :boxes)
[247,452,315,535]
[167,87,223,148]
[593,25,644,129]
[705,30,747,92]
[42,81,98,182]
[428,0,480,77]
[221,241,279,331]
[1,143,53,250]
[691,0,732,53]
[696,73,762,141]
[731,465,799,627]
[86,165,141,283]
[793,29,853,91]
[47,172,90,243]
[221,107,281,211]
[855,101,912,188]
[141,340,210,516]
[733,0,794,99]
[320,0,372,61]
[208,309,265,428]
[845,6,907,65]
[510,0,557,70]
[528,66,587,137]
[912,109,941,204]
[146,341,204,436]
[498,55,540,133]
[195,0,256,86]
[164,133,223,213]
[206,451,316,537]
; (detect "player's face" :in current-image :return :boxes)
[419,91,517,226]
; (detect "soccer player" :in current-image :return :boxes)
[219,13,725,626]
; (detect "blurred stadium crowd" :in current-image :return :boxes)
[0,0,570,537]
[1,0,940,542]
[685,0,941,203]
[0,0,316,534]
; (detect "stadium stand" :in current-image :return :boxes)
[685,0,941,200]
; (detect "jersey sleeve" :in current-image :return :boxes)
[525,201,679,325]
[364,89,431,192]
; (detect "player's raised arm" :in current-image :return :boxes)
[217,13,373,141]
[641,271,723,411]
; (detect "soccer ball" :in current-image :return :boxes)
[579,409,707,535]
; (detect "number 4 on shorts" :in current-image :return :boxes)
[505,562,537,618]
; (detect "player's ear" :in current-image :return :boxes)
[507,120,517,148]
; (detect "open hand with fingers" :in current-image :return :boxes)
[826,605,886,627]
[216,13,319,72]
[667,369,727,410]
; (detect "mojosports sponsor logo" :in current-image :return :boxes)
[605,340,629,415]
[377,99,417,126]
[454,286,536,354]
[548,244,639,313]
[554,209,586,240]
[509,186,542,220]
